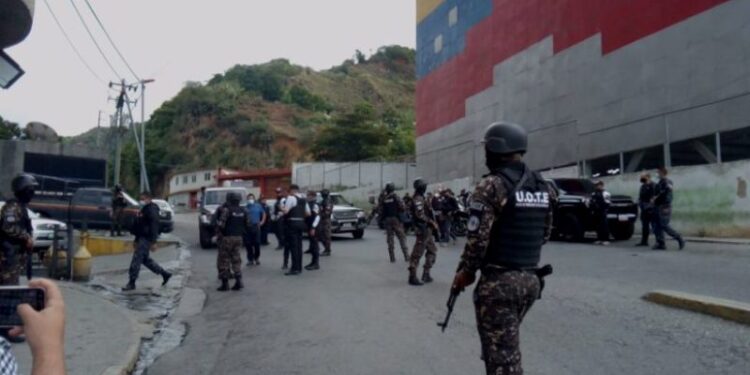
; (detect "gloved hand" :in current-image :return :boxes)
[452,270,476,292]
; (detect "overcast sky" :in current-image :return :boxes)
[0,0,416,136]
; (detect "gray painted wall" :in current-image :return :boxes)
[417,0,750,185]
[0,140,107,198]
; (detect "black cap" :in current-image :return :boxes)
[413,178,427,191]
[385,182,395,193]
[483,122,528,155]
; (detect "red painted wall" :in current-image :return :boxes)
[417,0,730,137]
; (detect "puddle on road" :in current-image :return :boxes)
[87,247,192,375]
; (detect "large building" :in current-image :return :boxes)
[416,0,750,183]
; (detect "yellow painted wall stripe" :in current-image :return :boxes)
[417,0,444,23]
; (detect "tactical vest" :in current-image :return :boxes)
[222,206,247,237]
[382,194,400,218]
[485,166,549,269]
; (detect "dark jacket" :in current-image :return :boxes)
[131,202,160,242]
[639,182,656,212]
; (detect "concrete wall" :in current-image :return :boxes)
[292,162,418,202]
[0,140,106,198]
[601,160,750,238]
[416,0,749,185]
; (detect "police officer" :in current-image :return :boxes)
[111,185,128,237]
[123,191,172,291]
[282,185,310,276]
[215,192,249,291]
[407,178,438,286]
[372,182,409,263]
[636,173,656,247]
[318,189,333,257]
[591,181,611,246]
[273,188,286,251]
[652,168,685,251]
[305,191,321,271]
[451,122,556,375]
[1,174,36,286]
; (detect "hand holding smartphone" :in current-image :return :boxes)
[0,287,45,328]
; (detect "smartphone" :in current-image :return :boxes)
[0,287,45,328]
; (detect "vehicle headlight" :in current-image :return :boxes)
[356,211,366,219]
[200,215,210,224]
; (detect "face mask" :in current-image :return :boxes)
[249,199,256,204]
[139,200,146,206]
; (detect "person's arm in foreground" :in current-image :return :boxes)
[10,279,66,375]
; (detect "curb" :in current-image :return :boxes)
[87,236,181,257]
[643,290,750,326]
[62,283,144,375]
[635,234,750,246]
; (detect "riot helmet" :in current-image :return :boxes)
[483,122,528,170]
[385,182,395,194]
[413,178,427,195]
[226,192,241,206]
[11,174,38,204]
[320,189,330,199]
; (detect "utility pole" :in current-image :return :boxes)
[95,110,102,148]
[139,79,155,193]
[110,79,150,191]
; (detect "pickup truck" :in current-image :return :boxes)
[549,178,638,242]
[29,188,174,234]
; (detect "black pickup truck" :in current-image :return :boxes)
[29,188,174,234]
[549,178,638,242]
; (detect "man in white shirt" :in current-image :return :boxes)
[281,185,310,275]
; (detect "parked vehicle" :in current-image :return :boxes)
[548,178,638,241]
[198,187,249,249]
[326,193,368,239]
[153,199,175,234]
[28,188,174,234]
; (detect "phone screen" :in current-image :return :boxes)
[0,287,45,327]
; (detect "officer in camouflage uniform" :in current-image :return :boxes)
[452,123,556,375]
[215,192,249,291]
[0,174,36,287]
[318,189,333,257]
[372,182,409,263]
[407,178,438,286]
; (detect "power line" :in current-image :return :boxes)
[41,0,105,84]
[83,0,141,82]
[67,0,122,80]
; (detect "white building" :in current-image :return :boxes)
[167,169,223,209]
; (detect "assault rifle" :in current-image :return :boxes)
[437,287,460,332]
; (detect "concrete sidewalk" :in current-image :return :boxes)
[14,244,188,375]
[13,282,142,375]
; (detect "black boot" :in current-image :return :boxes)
[217,278,230,292]
[678,238,686,250]
[122,281,136,292]
[408,268,423,286]
[321,250,331,257]
[162,272,172,286]
[389,252,396,263]
[422,271,433,284]
[232,276,244,291]
[304,262,319,271]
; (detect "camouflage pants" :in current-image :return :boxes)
[317,219,332,252]
[218,236,243,279]
[0,244,24,285]
[474,270,540,375]
[409,225,437,271]
[384,217,409,260]
[128,238,167,282]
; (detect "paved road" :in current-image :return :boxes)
[148,213,750,375]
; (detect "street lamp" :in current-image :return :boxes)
[0,50,24,89]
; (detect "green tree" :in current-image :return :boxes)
[311,103,390,161]
[0,116,21,140]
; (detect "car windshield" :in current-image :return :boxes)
[204,190,247,206]
[554,179,595,195]
[330,195,351,206]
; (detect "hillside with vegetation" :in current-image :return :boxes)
[67,46,416,194]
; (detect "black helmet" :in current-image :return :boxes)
[385,182,395,193]
[413,178,427,194]
[483,122,527,155]
[226,192,241,205]
[321,189,330,198]
[12,174,38,203]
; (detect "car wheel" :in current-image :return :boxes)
[352,229,365,239]
[199,227,212,249]
[610,222,635,241]
[559,214,585,242]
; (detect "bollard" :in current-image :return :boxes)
[73,232,93,282]
[44,246,68,279]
